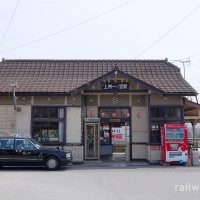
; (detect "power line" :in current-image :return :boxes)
[183,52,200,60]
[0,0,136,54]
[134,2,200,59]
[0,0,21,49]
[190,63,200,66]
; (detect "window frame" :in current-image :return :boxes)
[150,106,184,144]
[31,106,66,146]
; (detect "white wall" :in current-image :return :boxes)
[0,105,15,136]
[15,106,31,137]
[132,144,148,159]
[132,106,148,143]
[66,107,82,143]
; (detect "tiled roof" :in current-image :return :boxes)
[0,59,197,95]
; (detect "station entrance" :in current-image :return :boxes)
[99,107,131,162]
[84,108,131,161]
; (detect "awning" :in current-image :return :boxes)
[184,99,200,146]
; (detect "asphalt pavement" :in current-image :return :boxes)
[0,164,200,200]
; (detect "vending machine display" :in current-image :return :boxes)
[161,124,188,164]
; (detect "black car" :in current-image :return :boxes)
[0,137,72,170]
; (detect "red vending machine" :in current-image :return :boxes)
[161,124,188,164]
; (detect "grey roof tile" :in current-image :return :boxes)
[0,59,197,95]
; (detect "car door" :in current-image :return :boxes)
[0,138,15,165]
[14,138,44,165]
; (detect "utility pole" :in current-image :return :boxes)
[171,59,190,79]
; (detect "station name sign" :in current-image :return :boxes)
[102,83,129,91]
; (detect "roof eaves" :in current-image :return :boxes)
[164,92,197,96]
[0,92,71,96]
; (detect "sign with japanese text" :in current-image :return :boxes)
[150,146,161,151]
[102,83,129,91]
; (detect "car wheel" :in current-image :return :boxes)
[45,156,60,170]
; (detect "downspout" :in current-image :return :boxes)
[10,82,21,112]
[12,85,17,111]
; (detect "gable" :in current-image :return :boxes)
[76,69,163,94]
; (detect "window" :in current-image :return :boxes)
[32,107,65,144]
[150,122,163,144]
[151,107,182,120]
[150,107,183,144]
[99,108,130,119]
[100,123,111,145]
[0,139,14,149]
[15,139,36,150]
[166,108,181,119]
[151,108,164,118]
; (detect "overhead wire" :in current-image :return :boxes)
[0,0,21,49]
[182,53,200,60]
[134,2,200,59]
[0,0,136,54]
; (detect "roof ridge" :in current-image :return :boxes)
[1,58,168,62]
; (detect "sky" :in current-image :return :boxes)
[0,0,200,99]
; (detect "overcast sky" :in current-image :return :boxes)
[0,0,200,98]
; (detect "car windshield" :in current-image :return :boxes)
[29,138,44,150]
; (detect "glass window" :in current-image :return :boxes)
[150,123,162,144]
[110,109,121,118]
[100,123,111,145]
[49,107,58,118]
[150,106,183,144]
[23,139,36,150]
[166,108,181,119]
[48,122,59,142]
[122,109,130,118]
[29,138,44,150]
[15,139,25,150]
[151,108,164,118]
[32,107,65,144]
[33,107,48,118]
[58,108,64,118]
[99,108,130,119]
[15,139,36,150]
[0,139,14,149]
[100,109,110,118]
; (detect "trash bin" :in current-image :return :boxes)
[192,148,200,166]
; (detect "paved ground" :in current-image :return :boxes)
[0,164,200,200]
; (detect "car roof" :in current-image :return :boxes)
[0,137,30,139]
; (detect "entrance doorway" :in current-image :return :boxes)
[84,123,100,160]
[100,122,130,161]
[99,107,131,162]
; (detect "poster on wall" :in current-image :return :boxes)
[111,125,126,144]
